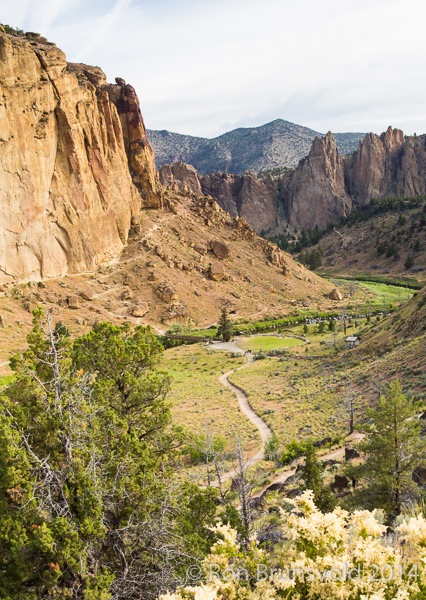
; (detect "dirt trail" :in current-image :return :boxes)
[220,356,273,470]
[208,354,273,486]
[212,341,364,488]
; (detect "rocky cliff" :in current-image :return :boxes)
[160,128,426,234]
[0,29,161,284]
[160,162,283,233]
[286,132,352,230]
[0,27,340,342]
[345,127,426,203]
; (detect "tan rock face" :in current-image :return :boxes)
[104,79,163,208]
[345,127,426,202]
[287,132,352,230]
[201,171,280,233]
[160,164,281,233]
[159,161,202,196]
[0,32,159,285]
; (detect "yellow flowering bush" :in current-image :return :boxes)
[160,492,426,599]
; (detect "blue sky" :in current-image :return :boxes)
[2,0,426,137]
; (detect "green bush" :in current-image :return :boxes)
[280,439,308,465]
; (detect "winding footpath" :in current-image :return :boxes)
[219,355,273,471]
[211,339,364,489]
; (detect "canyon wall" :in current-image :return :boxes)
[160,129,426,234]
[0,30,161,284]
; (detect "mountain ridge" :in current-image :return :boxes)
[148,119,365,174]
[160,127,426,235]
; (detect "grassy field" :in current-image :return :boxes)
[237,336,303,352]
[333,279,416,312]
[228,354,351,447]
[160,344,259,454]
[227,317,426,457]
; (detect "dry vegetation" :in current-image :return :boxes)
[313,204,426,282]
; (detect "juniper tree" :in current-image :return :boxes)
[300,442,335,513]
[217,306,233,342]
[347,381,426,521]
[0,310,217,599]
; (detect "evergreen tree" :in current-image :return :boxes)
[317,321,326,334]
[217,306,233,342]
[0,310,217,599]
[348,381,426,521]
[300,443,335,513]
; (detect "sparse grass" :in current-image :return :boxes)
[228,355,351,447]
[160,344,259,454]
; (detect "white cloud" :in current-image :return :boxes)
[2,0,426,137]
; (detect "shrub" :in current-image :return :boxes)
[405,255,415,269]
[280,439,308,465]
[160,493,426,599]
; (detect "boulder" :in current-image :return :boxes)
[67,295,80,309]
[80,290,94,301]
[210,240,230,259]
[131,303,150,318]
[264,482,286,494]
[328,288,343,301]
[162,303,189,325]
[285,488,302,499]
[193,242,208,255]
[331,474,351,493]
[120,290,134,301]
[208,262,226,282]
[345,447,360,461]
[156,283,179,303]
[313,436,332,448]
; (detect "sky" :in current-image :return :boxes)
[2,0,426,138]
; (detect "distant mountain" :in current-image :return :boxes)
[148,119,364,174]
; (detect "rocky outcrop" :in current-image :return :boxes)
[104,78,163,208]
[159,164,282,233]
[161,128,426,235]
[286,132,352,230]
[0,30,160,284]
[345,127,426,202]
[159,161,202,196]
